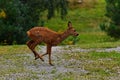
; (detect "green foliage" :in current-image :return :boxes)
[0,0,68,45]
[100,0,120,38]
[0,0,27,44]
[105,0,120,25]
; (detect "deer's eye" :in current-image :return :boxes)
[74,30,76,32]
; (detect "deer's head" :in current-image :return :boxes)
[67,21,79,36]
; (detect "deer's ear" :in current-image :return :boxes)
[68,21,72,28]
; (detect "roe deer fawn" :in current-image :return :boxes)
[26,21,79,66]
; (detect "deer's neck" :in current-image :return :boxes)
[52,30,70,46]
[58,30,70,42]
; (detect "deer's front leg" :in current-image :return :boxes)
[41,45,50,57]
[47,45,53,66]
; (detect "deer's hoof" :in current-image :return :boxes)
[49,63,54,66]
[41,58,44,62]
[39,56,44,62]
[35,56,44,62]
[35,55,39,60]
[35,57,39,60]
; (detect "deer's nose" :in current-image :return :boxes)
[76,34,79,36]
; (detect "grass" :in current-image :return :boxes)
[41,0,119,48]
[45,0,106,31]
[63,51,120,80]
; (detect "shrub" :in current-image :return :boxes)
[100,22,120,38]
[0,0,68,45]
[100,0,120,38]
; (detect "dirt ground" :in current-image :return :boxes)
[0,46,120,80]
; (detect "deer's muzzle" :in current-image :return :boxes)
[75,33,79,36]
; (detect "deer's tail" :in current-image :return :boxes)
[27,31,31,36]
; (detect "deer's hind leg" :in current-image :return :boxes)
[26,40,44,61]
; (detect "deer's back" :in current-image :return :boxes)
[27,27,59,43]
